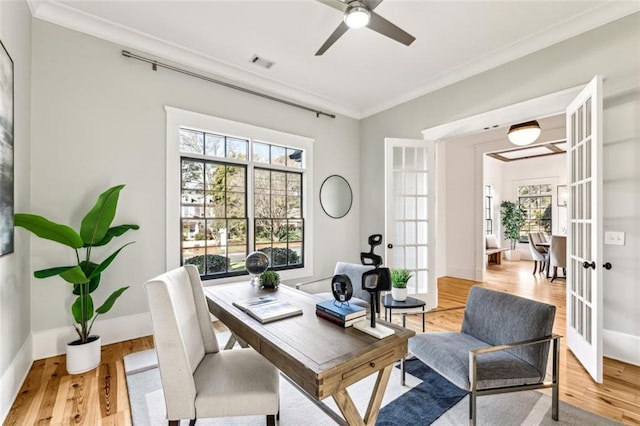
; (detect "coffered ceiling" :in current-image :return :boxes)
[28,0,640,118]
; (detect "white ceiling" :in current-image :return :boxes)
[28,0,640,118]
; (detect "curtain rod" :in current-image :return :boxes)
[121,50,336,119]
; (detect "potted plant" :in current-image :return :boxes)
[500,200,526,261]
[15,185,139,374]
[259,270,280,290]
[391,268,412,301]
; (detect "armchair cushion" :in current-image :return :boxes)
[461,286,555,375]
[409,332,544,391]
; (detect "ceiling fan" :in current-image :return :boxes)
[315,0,416,56]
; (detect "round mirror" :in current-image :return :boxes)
[320,175,353,219]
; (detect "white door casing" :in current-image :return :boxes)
[566,75,603,383]
[384,138,437,308]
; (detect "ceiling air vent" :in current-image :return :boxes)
[249,55,275,70]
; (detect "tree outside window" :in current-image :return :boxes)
[517,184,552,241]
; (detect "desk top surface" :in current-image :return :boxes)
[204,282,414,399]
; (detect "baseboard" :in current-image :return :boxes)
[0,335,33,424]
[32,312,153,360]
[603,328,640,366]
[447,266,477,282]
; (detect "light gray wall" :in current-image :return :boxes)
[0,0,31,384]
[30,20,361,332]
[360,14,640,339]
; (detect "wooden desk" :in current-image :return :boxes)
[204,283,415,426]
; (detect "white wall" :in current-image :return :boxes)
[360,13,640,363]
[484,155,504,241]
[0,0,32,421]
[501,153,566,260]
[29,21,361,349]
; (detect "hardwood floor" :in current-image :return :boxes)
[4,260,640,425]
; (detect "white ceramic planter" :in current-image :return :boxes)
[505,250,521,261]
[391,287,408,302]
[66,335,101,374]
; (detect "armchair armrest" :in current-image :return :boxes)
[468,334,562,394]
[294,276,332,290]
[470,333,562,356]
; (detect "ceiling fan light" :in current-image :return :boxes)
[344,5,371,28]
[508,120,541,146]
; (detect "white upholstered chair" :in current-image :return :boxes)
[549,235,567,282]
[144,265,279,426]
[527,232,547,275]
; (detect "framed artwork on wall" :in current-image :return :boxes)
[0,39,14,256]
[557,185,568,207]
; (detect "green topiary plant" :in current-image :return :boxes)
[259,247,300,266]
[184,254,230,275]
[391,268,413,289]
[259,270,280,289]
[15,185,139,344]
[500,200,526,250]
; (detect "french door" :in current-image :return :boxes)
[384,138,437,308]
[566,75,603,383]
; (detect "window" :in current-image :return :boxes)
[517,184,552,241]
[484,185,493,235]
[167,107,314,282]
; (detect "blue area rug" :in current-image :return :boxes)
[377,358,468,425]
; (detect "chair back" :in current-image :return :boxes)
[145,265,219,418]
[461,286,556,375]
[527,233,546,261]
[334,262,375,305]
[549,236,567,268]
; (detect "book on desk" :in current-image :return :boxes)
[316,309,365,327]
[316,300,367,323]
[233,295,303,324]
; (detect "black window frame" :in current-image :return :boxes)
[178,128,306,280]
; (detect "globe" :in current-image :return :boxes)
[246,251,269,286]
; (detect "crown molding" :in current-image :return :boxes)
[361,1,640,118]
[28,0,361,119]
[28,1,639,120]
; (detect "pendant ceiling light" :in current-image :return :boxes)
[508,120,541,146]
[344,2,371,28]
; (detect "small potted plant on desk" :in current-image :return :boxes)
[391,268,412,301]
[259,270,280,290]
[15,185,139,374]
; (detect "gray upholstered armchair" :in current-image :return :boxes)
[145,265,279,426]
[407,286,561,425]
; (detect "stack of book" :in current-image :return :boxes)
[315,300,366,327]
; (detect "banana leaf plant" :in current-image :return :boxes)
[15,185,139,344]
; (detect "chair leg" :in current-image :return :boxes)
[469,392,476,426]
[266,414,276,426]
[189,420,196,426]
[169,421,179,426]
[562,267,566,277]
[532,260,538,275]
[551,267,558,282]
[552,337,560,421]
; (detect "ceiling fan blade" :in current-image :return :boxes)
[315,22,350,56]
[316,0,349,13]
[361,0,383,11]
[367,12,415,46]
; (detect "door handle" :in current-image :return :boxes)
[582,261,596,269]
[603,262,612,270]
[387,243,393,249]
